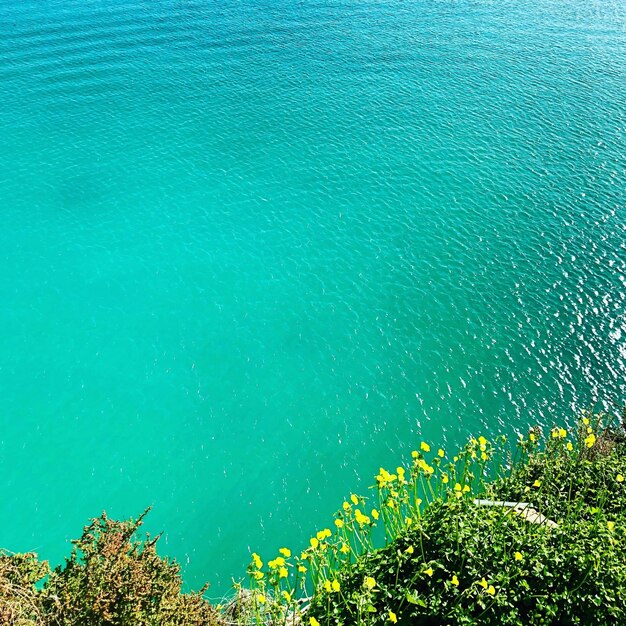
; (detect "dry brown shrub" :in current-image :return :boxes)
[0,550,48,626]
[41,509,218,626]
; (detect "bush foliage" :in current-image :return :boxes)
[0,510,217,626]
[243,412,626,625]
[0,550,47,626]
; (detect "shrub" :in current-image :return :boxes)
[302,415,626,625]
[41,509,217,626]
[240,413,626,625]
[0,509,217,626]
[0,550,48,626]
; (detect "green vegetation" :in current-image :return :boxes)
[1,411,625,625]
[239,411,626,625]
[1,512,218,626]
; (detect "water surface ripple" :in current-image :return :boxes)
[0,0,625,589]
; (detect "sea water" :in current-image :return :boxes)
[0,0,625,591]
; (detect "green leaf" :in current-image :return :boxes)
[405,591,426,607]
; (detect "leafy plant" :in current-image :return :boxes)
[41,509,217,626]
[0,550,48,626]
[244,412,626,625]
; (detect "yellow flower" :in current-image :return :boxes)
[351,493,359,505]
[310,537,319,549]
[566,442,573,451]
[371,508,380,520]
[558,428,567,438]
[533,480,541,488]
[279,547,291,558]
[417,459,435,475]
[478,436,488,446]
[529,433,536,442]
[316,528,331,540]
[406,517,413,526]
[463,485,470,493]
[364,576,377,590]
[451,574,459,586]
[355,509,371,525]
[340,543,350,554]
[387,499,396,509]
[389,610,398,623]
[411,450,419,458]
[332,580,340,592]
[279,567,288,578]
[587,426,593,434]
[251,553,263,569]
[420,442,431,452]
[282,590,292,602]
[253,571,264,580]
[481,452,488,461]
[608,521,616,532]
[584,433,596,448]
[256,594,266,604]
[406,545,414,554]
[438,448,445,457]
[324,580,331,592]
[342,501,351,511]
[514,552,523,561]
[442,473,449,484]
[454,483,462,492]
[618,474,624,483]
[298,565,307,573]
[335,519,344,528]
[424,567,434,577]
[376,467,395,486]
[479,578,488,589]
[582,417,590,425]
[310,619,320,626]
[487,585,496,595]
[415,497,423,506]
[551,428,559,438]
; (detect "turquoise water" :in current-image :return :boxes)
[1,0,625,592]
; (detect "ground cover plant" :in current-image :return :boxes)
[0,410,624,625]
[1,511,218,626]
[239,411,626,625]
